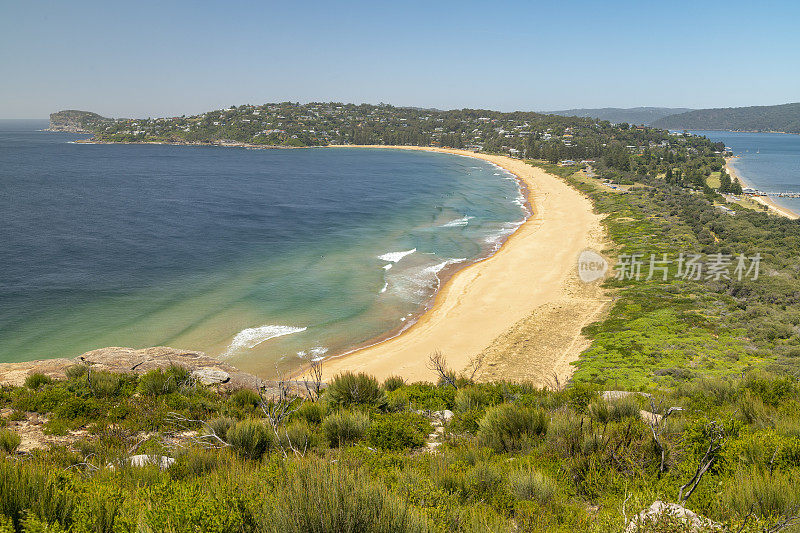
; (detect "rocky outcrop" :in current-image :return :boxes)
[0,346,262,390]
[625,501,721,532]
[48,110,109,133]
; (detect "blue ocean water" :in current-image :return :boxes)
[0,120,527,376]
[693,130,800,214]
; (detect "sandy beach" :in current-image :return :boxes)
[311,147,610,386]
[726,156,800,220]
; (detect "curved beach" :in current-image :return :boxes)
[314,147,609,385]
[726,156,800,220]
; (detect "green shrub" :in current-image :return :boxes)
[508,468,556,503]
[467,462,503,499]
[322,411,370,447]
[0,460,76,529]
[366,412,430,451]
[477,404,548,452]
[226,419,274,459]
[449,408,484,434]
[0,430,21,454]
[294,401,325,425]
[229,389,261,411]
[169,448,225,480]
[278,421,317,452]
[383,376,405,392]
[454,387,490,412]
[325,372,387,409]
[137,365,192,396]
[89,371,121,397]
[737,389,769,426]
[722,466,800,519]
[24,374,52,390]
[64,365,87,381]
[265,458,427,532]
[207,417,236,441]
[589,396,640,424]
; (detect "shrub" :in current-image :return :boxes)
[207,417,236,441]
[326,372,387,409]
[265,459,427,532]
[294,401,325,425]
[24,374,52,390]
[229,389,261,411]
[449,408,484,434]
[137,366,191,396]
[477,404,548,452]
[322,411,370,447]
[64,365,87,381]
[169,448,225,479]
[383,376,405,392]
[89,371,121,397]
[226,419,274,459]
[467,462,503,499]
[278,421,317,452]
[0,460,76,529]
[722,466,800,519]
[366,412,430,451]
[0,430,21,454]
[589,396,640,424]
[508,468,556,503]
[454,387,490,412]
[737,389,769,426]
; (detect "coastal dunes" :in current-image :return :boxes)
[315,147,610,386]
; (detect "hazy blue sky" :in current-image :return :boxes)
[2,0,799,118]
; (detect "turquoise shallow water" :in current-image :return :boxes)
[0,121,526,376]
[693,130,800,215]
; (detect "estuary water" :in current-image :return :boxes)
[693,130,800,215]
[0,120,527,376]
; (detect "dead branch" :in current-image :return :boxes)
[678,421,725,504]
[259,366,305,458]
[165,412,229,449]
[647,397,684,474]
[427,350,457,388]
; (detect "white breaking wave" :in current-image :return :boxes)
[440,215,474,228]
[309,346,328,361]
[223,325,306,357]
[485,221,525,251]
[378,248,416,263]
[380,281,389,293]
[383,264,393,270]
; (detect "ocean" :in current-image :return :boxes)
[693,130,800,214]
[0,120,527,376]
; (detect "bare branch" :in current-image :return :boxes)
[427,350,457,388]
[678,421,725,503]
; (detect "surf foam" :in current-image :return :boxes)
[378,248,417,262]
[224,325,306,357]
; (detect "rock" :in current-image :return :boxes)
[192,368,230,385]
[0,346,262,391]
[625,501,720,532]
[113,455,175,470]
[437,409,454,422]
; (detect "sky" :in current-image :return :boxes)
[2,0,799,119]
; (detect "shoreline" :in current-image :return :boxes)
[301,146,608,385]
[725,156,800,219]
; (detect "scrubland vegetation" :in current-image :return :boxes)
[1,359,800,532]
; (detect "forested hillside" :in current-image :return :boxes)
[544,107,691,125]
[652,102,800,133]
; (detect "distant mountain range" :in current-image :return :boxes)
[544,107,692,125]
[651,102,800,134]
